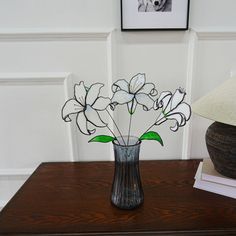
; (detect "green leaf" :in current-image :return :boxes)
[139,131,164,146]
[88,135,115,143]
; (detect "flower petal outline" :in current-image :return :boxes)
[154,91,171,110]
[76,111,91,135]
[112,90,134,105]
[86,83,104,106]
[129,73,146,94]
[140,83,158,96]
[169,88,186,111]
[154,90,191,132]
[167,113,186,132]
[135,93,154,111]
[112,79,129,93]
[75,82,87,106]
[127,99,138,115]
[92,97,111,111]
[85,105,107,128]
[168,102,191,121]
[62,99,84,122]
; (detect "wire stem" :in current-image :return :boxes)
[140,112,162,138]
[106,109,126,145]
[127,113,133,146]
[142,123,155,136]
[106,125,121,145]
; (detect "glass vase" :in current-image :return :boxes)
[111,136,144,210]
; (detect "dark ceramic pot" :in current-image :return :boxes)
[206,122,236,179]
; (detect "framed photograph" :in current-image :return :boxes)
[121,0,190,31]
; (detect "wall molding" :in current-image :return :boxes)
[0,72,71,85]
[182,30,197,160]
[0,168,34,176]
[192,28,236,40]
[0,28,235,42]
[0,72,77,162]
[106,31,117,161]
[0,28,113,41]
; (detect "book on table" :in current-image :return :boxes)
[201,158,236,187]
[193,159,236,199]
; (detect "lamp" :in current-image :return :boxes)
[192,76,236,179]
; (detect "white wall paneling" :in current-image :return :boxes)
[182,28,236,159]
[0,29,113,42]
[0,28,117,208]
[181,29,198,160]
[0,167,34,210]
[0,0,116,29]
[115,30,190,160]
[0,28,235,163]
[190,0,236,29]
[106,30,117,161]
[231,69,236,78]
[0,168,34,176]
[0,175,30,210]
[0,29,115,162]
[0,72,74,167]
[190,29,236,158]
[0,0,236,210]
[0,73,75,209]
[195,30,236,41]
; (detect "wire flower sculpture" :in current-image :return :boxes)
[62,73,191,146]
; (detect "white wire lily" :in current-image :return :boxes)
[111,73,157,114]
[62,81,111,135]
[61,74,192,146]
[153,88,191,132]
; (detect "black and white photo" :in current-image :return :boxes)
[138,0,172,12]
[121,0,189,30]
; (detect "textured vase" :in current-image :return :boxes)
[111,136,144,210]
[206,121,236,179]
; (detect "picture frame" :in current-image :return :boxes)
[121,0,190,31]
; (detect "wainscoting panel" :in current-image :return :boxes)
[0,30,113,207]
[190,29,236,158]
[0,73,74,169]
[0,175,30,210]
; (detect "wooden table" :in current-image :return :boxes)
[0,160,236,235]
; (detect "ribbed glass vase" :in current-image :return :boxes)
[111,136,144,210]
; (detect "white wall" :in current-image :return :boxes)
[190,0,236,29]
[0,0,117,29]
[1,0,236,209]
[191,37,236,158]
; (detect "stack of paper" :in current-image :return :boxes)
[194,158,236,199]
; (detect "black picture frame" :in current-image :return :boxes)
[121,0,190,31]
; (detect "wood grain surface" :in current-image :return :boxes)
[0,160,236,235]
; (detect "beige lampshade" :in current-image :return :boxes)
[192,76,236,126]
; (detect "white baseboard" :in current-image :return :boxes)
[0,168,34,176]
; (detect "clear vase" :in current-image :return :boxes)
[111,136,144,210]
